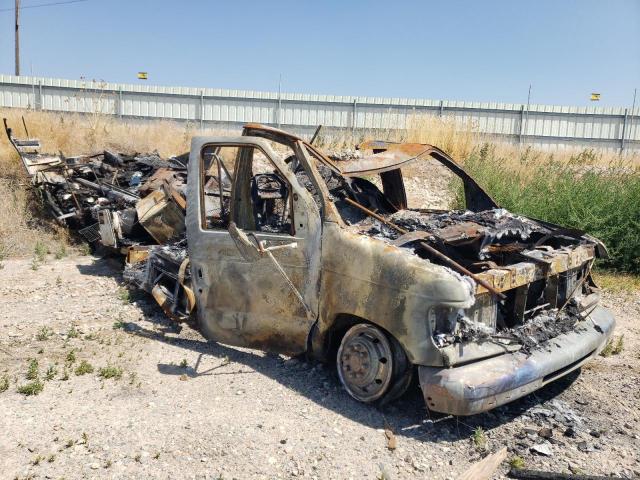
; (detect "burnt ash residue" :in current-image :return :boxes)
[504,309,582,354]
[388,209,542,240]
[346,208,557,266]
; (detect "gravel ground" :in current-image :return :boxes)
[1,255,639,480]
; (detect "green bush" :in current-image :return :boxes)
[456,145,640,274]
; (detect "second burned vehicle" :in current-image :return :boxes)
[8,121,615,415]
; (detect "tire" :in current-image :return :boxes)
[336,323,411,404]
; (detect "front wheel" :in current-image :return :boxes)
[336,324,411,404]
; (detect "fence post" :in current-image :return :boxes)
[352,99,357,136]
[118,89,123,118]
[277,93,282,128]
[621,108,628,151]
[200,90,204,129]
[37,81,43,110]
[439,100,444,117]
[519,104,526,144]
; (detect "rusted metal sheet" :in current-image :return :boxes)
[475,245,595,294]
[347,140,498,212]
[126,245,150,264]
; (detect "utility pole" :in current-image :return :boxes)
[15,0,20,76]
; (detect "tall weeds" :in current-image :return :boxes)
[457,144,640,273]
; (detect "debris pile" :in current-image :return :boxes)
[4,118,194,321]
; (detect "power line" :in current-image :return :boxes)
[0,0,90,12]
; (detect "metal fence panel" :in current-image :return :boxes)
[0,74,637,152]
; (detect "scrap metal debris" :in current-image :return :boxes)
[507,469,620,480]
[4,118,192,321]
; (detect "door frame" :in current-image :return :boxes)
[186,136,323,354]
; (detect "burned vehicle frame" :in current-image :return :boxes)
[6,118,615,416]
[186,124,615,415]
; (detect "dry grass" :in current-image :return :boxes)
[392,114,638,169]
[403,115,480,161]
[0,108,209,172]
[593,271,640,294]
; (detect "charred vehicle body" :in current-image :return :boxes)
[5,119,615,415]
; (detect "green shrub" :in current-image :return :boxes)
[75,360,94,376]
[44,365,57,381]
[457,145,640,274]
[98,365,123,380]
[17,379,44,396]
[509,455,525,469]
[472,426,487,450]
[26,358,39,380]
[36,326,52,341]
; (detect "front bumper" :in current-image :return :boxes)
[418,306,615,416]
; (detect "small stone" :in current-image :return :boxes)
[90,463,100,470]
[280,439,287,444]
[531,443,553,456]
[538,427,553,439]
[564,427,577,438]
[577,441,593,452]
[589,430,601,438]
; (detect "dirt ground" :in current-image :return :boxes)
[1,255,639,480]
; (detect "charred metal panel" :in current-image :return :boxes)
[136,189,185,244]
[380,169,407,210]
[475,245,595,294]
[315,222,475,366]
[345,141,498,211]
[187,136,322,355]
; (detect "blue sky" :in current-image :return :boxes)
[0,0,638,106]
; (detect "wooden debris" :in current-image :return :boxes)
[458,447,507,480]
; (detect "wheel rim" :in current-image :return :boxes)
[337,324,393,403]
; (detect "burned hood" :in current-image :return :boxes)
[367,208,599,263]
